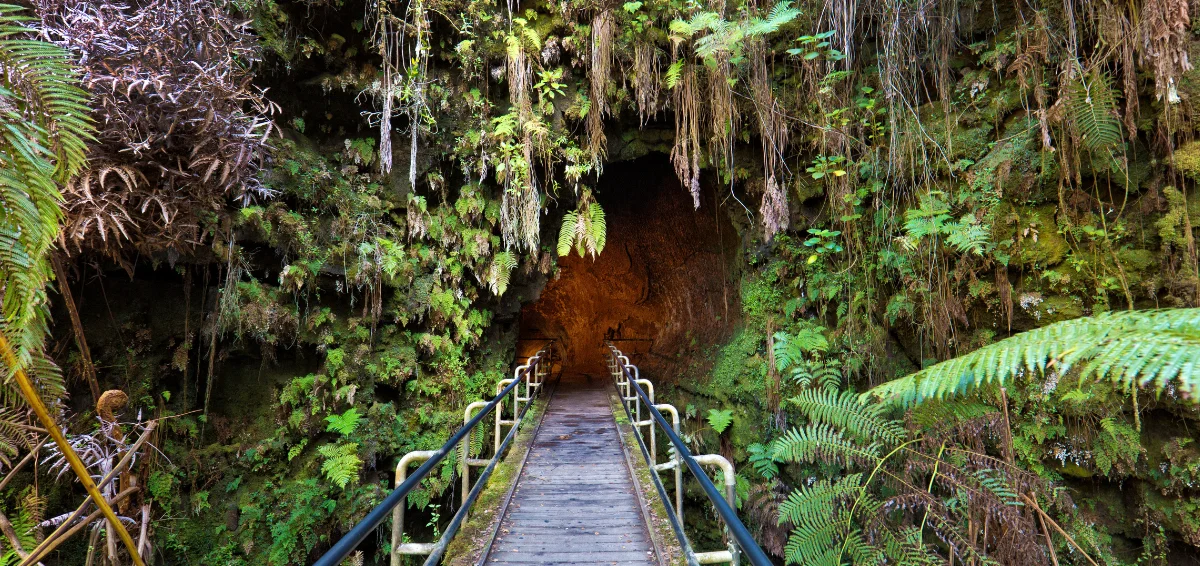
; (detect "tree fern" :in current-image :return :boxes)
[777,473,864,529]
[0,5,92,408]
[866,309,1200,407]
[781,508,853,566]
[317,442,362,489]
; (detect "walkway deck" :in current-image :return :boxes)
[483,376,658,565]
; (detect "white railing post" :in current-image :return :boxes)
[391,450,438,565]
[695,454,740,566]
[652,403,683,521]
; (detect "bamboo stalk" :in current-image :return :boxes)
[22,487,139,566]
[1034,500,1061,566]
[0,332,144,566]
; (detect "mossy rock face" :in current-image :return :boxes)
[1058,461,1095,479]
[918,103,994,166]
[1034,294,1085,324]
[1170,141,1200,180]
[1116,248,1159,287]
[609,127,675,162]
[968,115,1058,204]
[1008,205,1069,268]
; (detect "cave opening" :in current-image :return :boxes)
[518,155,742,380]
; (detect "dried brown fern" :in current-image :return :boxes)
[670,59,704,208]
[588,9,615,167]
[1138,0,1191,102]
[34,0,278,258]
[633,41,661,125]
[750,41,790,239]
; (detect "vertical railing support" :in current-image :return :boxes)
[391,450,439,565]
[653,403,683,521]
[694,454,740,566]
[461,401,489,507]
[605,342,770,566]
[494,378,515,454]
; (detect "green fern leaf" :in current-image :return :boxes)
[789,388,907,445]
[557,211,578,257]
[867,309,1200,407]
[324,408,362,436]
[317,442,362,489]
[488,251,518,295]
[1064,70,1124,152]
[747,442,779,479]
[585,202,606,256]
[664,60,684,90]
[706,408,734,434]
[771,423,881,467]
[0,5,93,410]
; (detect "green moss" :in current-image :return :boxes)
[1035,294,1085,324]
[1007,204,1069,267]
[1170,141,1200,180]
[706,327,763,402]
[969,115,1058,204]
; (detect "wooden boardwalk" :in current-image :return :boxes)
[483,376,658,565]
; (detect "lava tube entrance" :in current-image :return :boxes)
[519,155,741,379]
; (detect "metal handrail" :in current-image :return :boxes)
[606,344,772,566]
[312,341,554,566]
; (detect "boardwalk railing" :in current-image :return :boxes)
[313,342,553,566]
[606,343,773,566]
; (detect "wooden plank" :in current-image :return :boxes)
[487,550,656,562]
[483,378,658,565]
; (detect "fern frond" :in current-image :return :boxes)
[773,328,829,372]
[557,202,607,258]
[866,309,1200,407]
[789,388,907,445]
[771,423,881,467]
[777,473,863,528]
[0,5,92,406]
[1064,70,1124,152]
[324,408,362,437]
[908,400,998,430]
[488,251,518,295]
[556,211,578,257]
[747,442,779,479]
[745,1,801,37]
[317,442,362,489]
[585,202,606,256]
[706,408,733,433]
[782,507,849,566]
